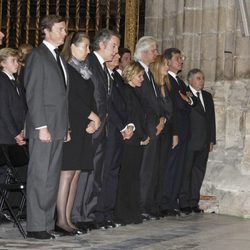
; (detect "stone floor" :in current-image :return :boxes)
[0,213,250,250]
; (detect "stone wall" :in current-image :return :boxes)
[144,0,250,217]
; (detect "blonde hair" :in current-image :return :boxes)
[149,55,171,91]
[122,61,144,83]
[0,48,18,69]
[18,44,33,62]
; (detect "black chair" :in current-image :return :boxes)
[0,145,28,238]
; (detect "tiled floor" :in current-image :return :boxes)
[0,213,250,249]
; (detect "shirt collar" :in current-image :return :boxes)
[2,70,15,80]
[189,84,200,96]
[168,71,177,79]
[43,40,57,58]
[139,61,149,73]
[93,51,105,69]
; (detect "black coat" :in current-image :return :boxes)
[62,64,96,170]
[124,84,148,145]
[0,71,27,144]
[187,88,216,150]
[136,69,162,139]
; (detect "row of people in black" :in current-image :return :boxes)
[0,15,216,240]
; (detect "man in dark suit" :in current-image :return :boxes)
[24,15,70,240]
[179,68,216,213]
[95,53,134,227]
[161,48,196,216]
[134,36,166,219]
[71,29,120,229]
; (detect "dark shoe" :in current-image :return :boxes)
[105,220,122,228]
[73,228,88,235]
[74,221,89,231]
[27,231,55,240]
[83,221,100,230]
[96,221,107,230]
[180,207,192,215]
[54,225,76,236]
[192,206,204,213]
[141,213,151,221]
[161,209,180,217]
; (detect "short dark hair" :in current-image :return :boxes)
[187,68,204,82]
[119,47,131,57]
[40,15,65,39]
[163,48,181,60]
[92,29,120,51]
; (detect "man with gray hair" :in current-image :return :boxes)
[134,36,165,220]
[72,29,120,230]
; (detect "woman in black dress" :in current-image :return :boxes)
[56,32,100,234]
[115,61,150,225]
[149,55,177,212]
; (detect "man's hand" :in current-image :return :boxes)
[172,135,178,149]
[86,121,96,134]
[15,133,26,145]
[140,136,150,146]
[64,131,71,142]
[39,127,52,143]
[179,90,191,104]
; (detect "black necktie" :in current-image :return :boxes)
[103,63,111,95]
[197,91,205,111]
[148,69,158,97]
[176,75,187,93]
[11,79,20,95]
[54,48,66,89]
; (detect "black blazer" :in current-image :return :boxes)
[168,74,195,141]
[0,71,27,144]
[136,69,162,139]
[188,88,216,150]
[86,52,108,122]
[107,70,129,142]
[124,84,148,146]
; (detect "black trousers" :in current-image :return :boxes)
[139,137,160,214]
[95,131,123,222]
[179,145,209,208]
[160,138,188,210]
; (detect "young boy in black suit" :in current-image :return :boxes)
[0,48,26,146]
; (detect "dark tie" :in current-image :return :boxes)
[197,91,205,111]
[11,79,20,95]
[103,63,111,95]
[148,69,158,97]
[176,75,187,92]
[54,48,66,89]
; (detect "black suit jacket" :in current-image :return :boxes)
[0,71,27,144]
[107,70,129,142]
[85,52,110,140]
[136,68,162,139]
[168,74,195,141]
[188,88,216,150]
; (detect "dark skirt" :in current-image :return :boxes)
[61,131,94,171]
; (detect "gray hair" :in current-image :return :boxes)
[92,29,120,51]
[134,36,157,61]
